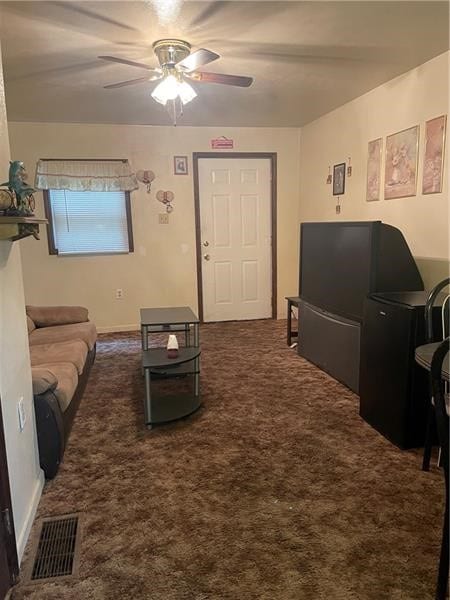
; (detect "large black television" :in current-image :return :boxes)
[299,221,423,322]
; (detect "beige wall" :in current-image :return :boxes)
[0,42,43,561]
[8,124,301,329]
[10,52,448,334]
[298,51,449,288]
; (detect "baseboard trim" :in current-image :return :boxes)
[16,471,44,563]
[97,324,140,334]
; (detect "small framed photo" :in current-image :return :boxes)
[174,155,188,175]
[333,163,346,196]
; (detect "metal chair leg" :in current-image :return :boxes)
[435,460,449,599]
[422,402,436,471]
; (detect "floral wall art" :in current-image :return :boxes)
[366,138,382,201]
[384,125,419,199]
[422,115,447,194]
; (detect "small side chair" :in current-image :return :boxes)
[429,337,449,600]
[422,278,449,471]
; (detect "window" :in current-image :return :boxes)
[45,189,134,255]
[37,158,137,256]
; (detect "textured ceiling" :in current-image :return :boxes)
[0,1,448,127]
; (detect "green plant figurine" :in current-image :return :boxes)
[1,160,36,216]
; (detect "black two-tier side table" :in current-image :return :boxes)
[140,307,201,429]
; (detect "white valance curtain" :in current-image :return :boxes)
[35,159,139,192]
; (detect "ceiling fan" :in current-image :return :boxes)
[99,39,253,123]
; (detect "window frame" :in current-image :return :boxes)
[43,189,134,256]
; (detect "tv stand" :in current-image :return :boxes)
[297,300,361,393]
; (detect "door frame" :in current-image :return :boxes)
[193,152,277,322]
[0,398,19,593]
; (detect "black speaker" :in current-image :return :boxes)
[359,291,442,449]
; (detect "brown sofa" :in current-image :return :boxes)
[27,305,97,479]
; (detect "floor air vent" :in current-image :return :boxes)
[28,514,81,582]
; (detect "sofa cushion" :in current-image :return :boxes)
[30,339,88,375]
[33,362,79,413]
[27,315,36,334]
[26,305,89,328]
[31,367,58,395]
[29,321,97,351]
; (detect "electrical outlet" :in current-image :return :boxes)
[159,213,169,225]
[18,397,26,431]
[116,288,123,299]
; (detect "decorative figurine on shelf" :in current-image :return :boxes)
[0,160,36,216]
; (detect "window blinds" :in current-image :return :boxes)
[49,189,130,255]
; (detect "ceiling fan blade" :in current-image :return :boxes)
[188,71,253,88]
[104,76,160,89]
[176,49,220,72]
[98,56,159,72]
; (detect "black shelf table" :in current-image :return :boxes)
[142,347,201,428]
[140,307,201,429]
[140,306,199,350]
[285,296,301,346]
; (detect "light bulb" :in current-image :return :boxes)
[178,81,197,105]
[151,75,179,105]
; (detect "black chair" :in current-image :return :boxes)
[422,278,450,471]
[429,337,449,600]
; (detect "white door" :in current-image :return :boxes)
[198,157,272,322]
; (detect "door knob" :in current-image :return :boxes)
[203,254,210,261]
[203,240,209,247]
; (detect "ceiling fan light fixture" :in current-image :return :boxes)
[151,75,197,106]
[101,38,252,124]
[151,74,179,105]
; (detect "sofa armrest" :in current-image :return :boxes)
[26,305,89,328]
[34,392,65,479]
[31,367,58,395]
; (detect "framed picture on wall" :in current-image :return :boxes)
[174,155,188,175]
[384,125,419,199]
[333,163,346,196]
[366,138,382,201]
[422,114,447,194]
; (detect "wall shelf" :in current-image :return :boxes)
[0,216,48,242]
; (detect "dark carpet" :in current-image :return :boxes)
[12,320,445,599]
